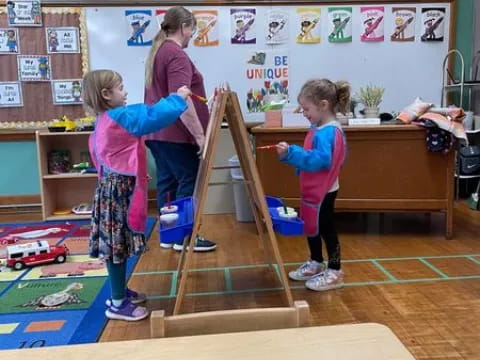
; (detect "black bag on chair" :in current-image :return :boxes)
[458,145,480,175]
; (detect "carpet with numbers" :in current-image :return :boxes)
[0,218,156,350]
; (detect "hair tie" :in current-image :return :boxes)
[161,22,168,31]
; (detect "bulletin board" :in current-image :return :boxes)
[0,7,89,125]
[85,2,452,123]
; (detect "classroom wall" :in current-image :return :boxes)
[0,1,476,201]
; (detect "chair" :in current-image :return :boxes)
[455,128,480,199]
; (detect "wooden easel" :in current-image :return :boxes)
[150,89,306,337]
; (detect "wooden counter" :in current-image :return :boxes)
[0,323,414,359]
[252,124,454,238]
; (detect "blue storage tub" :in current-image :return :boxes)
[266,196,304,236]
[158,197,195,245]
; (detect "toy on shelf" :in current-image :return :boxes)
[6,240,69,271]
[72,203,92,215]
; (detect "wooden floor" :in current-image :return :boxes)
[2,204,480,359]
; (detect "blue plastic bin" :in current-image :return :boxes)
[158,197,195,245]
[266,196,304,236]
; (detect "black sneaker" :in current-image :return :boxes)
[173,236,217,252]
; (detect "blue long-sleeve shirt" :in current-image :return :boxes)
[280,124,336,172]
[107,94,187,137]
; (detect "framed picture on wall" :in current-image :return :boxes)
[51,79,82,105]
[0,82,23,107]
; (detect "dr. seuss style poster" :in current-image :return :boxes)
[296,8,321,44]
[421,8,445,42]
[328,7,352,43]
[361,6,384,42]
[265,10,288,45]
[193,10,219,47]
[46,27,80,53]
[6,1,42,26]
[230,8,256,44]
[125,9,154,46]
[245,50,288,113]
[51,80,82,105]
[17,55,51,81]
[0,82,23,107]
[0,28,19,53]
[391,8,416,42]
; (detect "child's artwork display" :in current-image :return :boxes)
[265,10,288,45]
[51,80,82,105]
[193,10,219,47]
[0,28,19,53]
[17,55,51,81]
[0,82,23,107]
[125,9,154,46]
[6,0,42,27]
[421,8,445,42]
[360,6,384,42]
[46,27,80,53]
[245,50,288,113]
[391,8,416,42]
[296,8,321,44]
[327,7,352,43]
[230,8,256,44]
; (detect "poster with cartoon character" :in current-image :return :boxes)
[0,28,20,53]
[0,82,23,107]
[245,50,288,114]
[51,80,82,105]
[360,6,384,42]
[265,10,288,45]
[193,10,219,47]
[125,9,155,46]
[421,8,445,42]
[391,8,416,42]
[46,27,80,53]
[296,8,321,44]
[17,55,51,81]
[230,8,256,44]
[7,1,42,27]
[328,7,352,43]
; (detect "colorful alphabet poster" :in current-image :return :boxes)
[421,8,445,42]
[51,80,82,105]
[46,27,80,53]
[360,6,384,42]
[0,28,19,53]
[245,50,288,113]
[17,55,51,81]
[6,1,42,27]
[296,8,321,44]
[327,7,352,43]
[391,8,416,42]
[230,8,256,44]
[193,10,219,47]
[125,9,154,46]
[265,10,288,45]
[0,82,23,107]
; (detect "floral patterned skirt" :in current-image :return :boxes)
[89,173,146,264]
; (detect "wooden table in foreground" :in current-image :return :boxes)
[0,323,414,359]
[252,124,454,238]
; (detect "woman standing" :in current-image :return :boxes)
[144,6,216,252]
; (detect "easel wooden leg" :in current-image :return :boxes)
[173,232,197,315]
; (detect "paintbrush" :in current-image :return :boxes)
[192,93,208,103]
[256,145,277,150]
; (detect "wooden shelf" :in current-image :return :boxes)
[37,131,93,136]
[46,214,91,221]
[43,173,97,179]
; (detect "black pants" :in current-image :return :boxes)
[307,191,341,270]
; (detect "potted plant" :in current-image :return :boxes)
[357,85,385,118]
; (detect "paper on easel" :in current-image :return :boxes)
[348,118,380,126]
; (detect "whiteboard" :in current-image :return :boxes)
[86,3,451,123]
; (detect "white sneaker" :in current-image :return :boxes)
[288,259,326,281]
[160,242,174,249]
[305,268,344,291]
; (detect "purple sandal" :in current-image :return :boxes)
[105,288,147,307]
[105,299,149,321]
